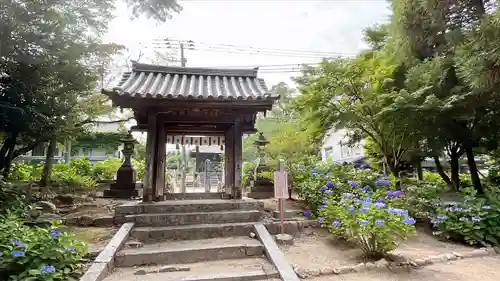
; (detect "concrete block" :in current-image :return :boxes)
[79,262,109,281]
[94,222,134,267]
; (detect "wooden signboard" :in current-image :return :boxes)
[274,171,288,199]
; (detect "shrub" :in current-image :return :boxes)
[391,180,443,219]
[52,164,97,191]
[0,214,86,281]
[132,159,145,181]
[93,157,122,181]
[0,179,29,217]
[242,162,256,188]
[69,158,93,177]
[7,163,32,182]
[319,179,416,258]
[430,187,500,246]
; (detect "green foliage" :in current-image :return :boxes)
[72,132,128,154]
[0,179,29,217]
[431,187,500,246]
[320,186,416,258]
[93,158,122,181]
[242,162,256,188]
[392,180,443,219]
[51,163,97,191]
[132,159,145,181]
[69,158,93,177]
[0,214,86,281]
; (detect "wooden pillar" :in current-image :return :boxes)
[224,125,235,197]
[155,121,166,201]
[233,119,243,199]
[143,111,158,202]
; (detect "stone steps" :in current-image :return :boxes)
[115,237,265,267]
[115,199,262,216]
[125,210,262,227]
[165,192,226,200]
[131,222,256,242]
[105,257,278,281]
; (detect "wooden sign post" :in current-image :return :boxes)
[274,159,288,234]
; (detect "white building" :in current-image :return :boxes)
[321,129,364,162]
[20,122,123,164]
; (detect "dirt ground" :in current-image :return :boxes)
[279,227,473,270]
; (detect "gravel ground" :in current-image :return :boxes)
[303,256,500,281]
[279,228,473,271]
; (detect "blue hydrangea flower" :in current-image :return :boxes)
[319,205,326,209]
[349,206,355,213]
[10,239,22,246]
[353,199,361,204]
[41,265,56,273]
[318,217,325,223]
[374,202,386,208]
[359,220,369,225]
[362,163,370,169]
[375,219,385,226]
[359,207,370,213]
[325,181,335,189]
[436,214,448,220]
[332,220,342,227]
[320,187,326,193]
[376,197,385,203]
[376,178,391,186]
[50,229,63,237]
[342,192,354,198]
[0,252,3,257]
[367,191,373,195]
[354,162,362,169]
[402,217,416,225]
[362,197,372,204]
[362,185,369,191]
[471,216,482,222]
[325,189,333,195]
[304,210,311,217]
[387,190,404,197]
[65,246,76,253]
[430,219,442,224]
[322,200,329,205]
[11,250,25,257]
[482,205,490,210]
[348,180,358,188]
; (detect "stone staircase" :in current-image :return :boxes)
[105,197,279,281]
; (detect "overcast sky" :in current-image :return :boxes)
[104,0,391,87]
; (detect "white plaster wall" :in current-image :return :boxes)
[321,128,364,162]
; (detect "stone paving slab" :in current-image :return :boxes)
[105,256,277,281]
[115,237,265,267]
[125,210,262,226]
[131,222,256,242]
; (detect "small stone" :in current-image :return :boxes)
[294,267,308,279]
[414,259,427,266]
[352,263,366,272]
[275,233,294,245]
[134,269,147,275]
[78,215,94,226]
[126,241,144,248]
[64,216,78,225]
[158,266,190,273]
[337,266,354,274]
[445,253,457,261]
[424,257,434,265]
[94,216,114,227]
[33,201,57,213]
[37,213,63,222]
[438,254,449,263]
[494,247,500,255]
[249,232,256,238]
[452,252,464,258]
[306,269,321,277]
[465,249,489,258]
[320,267,334,275]
[374,258,389,268]
[429,255,442,263]
[409,261,418,267]
[365,262,376,270]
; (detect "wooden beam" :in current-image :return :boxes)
[224,125,235,197]
[143,111,158,202]
[233,119,243,199]
[155,120,166,201]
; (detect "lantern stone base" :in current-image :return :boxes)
[102,165,140,199]
[103,186,140,199]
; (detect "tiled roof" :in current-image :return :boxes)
[105,62,276,101]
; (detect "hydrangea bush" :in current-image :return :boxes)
[316,178,416,258]
[429,187,500,246]
[0,213,87,281]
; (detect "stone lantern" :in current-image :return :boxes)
[103,131,140,198]
[248,132,274,199]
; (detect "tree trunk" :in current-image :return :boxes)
[64,139,72,163]
[0,134,18,176]
[449,152,460,191]
[465,145,484,194]
[40,137,57,188]
[415,160,423,180]
[433,156,453,187]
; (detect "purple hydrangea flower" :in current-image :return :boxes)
[363,197,372,204]
[403,217,416,225]
[325,189,333,195]
[320,187,326,193]
[348,180,358,188]
[362,185,370,191]
[367,191,373,196]
[359,207,370,213]
[359,220,369,225]
[354,162,362,169]
[10,239,22,246]
[41,265,56,273]
[342,193,354,198]
[471,216,482,222]
[50,229,63,237]
[322,200,329,205]
[0,252,3,257]
[387,190,404,197]
[318,217,326,223]
[375,219,385,226]
[353,199,362,204]
[376,197,385,203]
[349,206,355,213]
[65,246,76,253]
[325,181,335,189]
[376,178,391,186]
[11,250,25,257]
[374,202,386,208]
[362,163,370,169]
[332,220,342,227]
[304,210,311,217]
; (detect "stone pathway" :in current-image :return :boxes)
[298,256,500,281]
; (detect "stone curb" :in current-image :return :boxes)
[292,247,499,279]
[79,222,135,281]
[253,223,300,281]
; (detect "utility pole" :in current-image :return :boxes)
[179,43,187,191]
[180,43,187,67]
